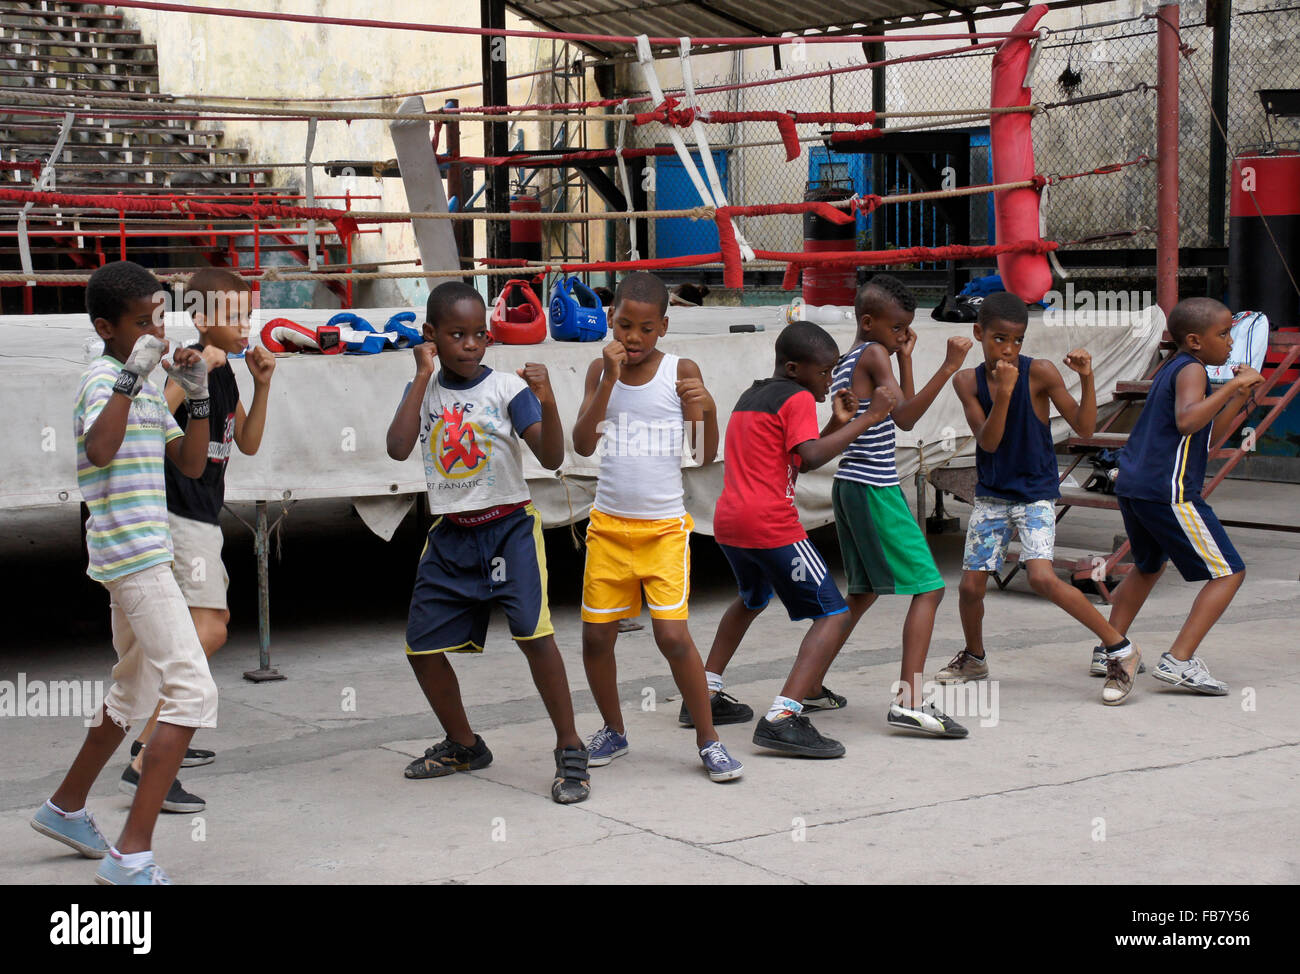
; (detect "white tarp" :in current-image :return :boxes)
[0,303,1163,534]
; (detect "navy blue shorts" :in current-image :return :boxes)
[405,504,554,654]
[1118,496,1244,582]
[719,539,848,621]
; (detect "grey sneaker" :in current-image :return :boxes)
[935,649,989,684]
[1151,653,1229,695]
[95,853,172,885]
[1102,646,1143,706]
[887,700,969,738]
[30,804,109,859]
[1090,644,1146,677]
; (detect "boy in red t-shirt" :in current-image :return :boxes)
[705,322,896,757]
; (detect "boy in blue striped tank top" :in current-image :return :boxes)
[1103,298,1261,702]
[827,275,974,737]
[948,292,1141,703]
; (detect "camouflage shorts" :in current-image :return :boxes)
[963,497,1056,572]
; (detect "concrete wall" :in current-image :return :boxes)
[124,0,606,309]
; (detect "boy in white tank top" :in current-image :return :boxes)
[572,273,743,782]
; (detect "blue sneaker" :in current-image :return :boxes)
[30,803,109,859]
[95,852,172,886]
[585,725,628,767]
[699,740,744,782]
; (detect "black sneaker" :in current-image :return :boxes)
[404,735,493,779]
[130,740,215,768]
[118,765,206,813]
[551,746,591,805]
[679,691,754,727]
[752,714,846,757]
[801,685,848,713]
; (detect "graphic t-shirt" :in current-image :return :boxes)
[419,366,543,515]
[713,378,821,548]
[165,344,240,524]
[75,354,184,582]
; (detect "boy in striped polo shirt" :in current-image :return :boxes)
[1102,297,1262,702]
[828,275,973,737]
[31,261,219,885]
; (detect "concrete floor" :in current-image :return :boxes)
[3,480,1298,884]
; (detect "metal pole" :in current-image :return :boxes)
[243,499,285,682]
[481,0,510,297]
[1155,1,1181,315]
[867,33,887,253]
[1207,0,1231,299]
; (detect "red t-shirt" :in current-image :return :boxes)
[714,378,821,548]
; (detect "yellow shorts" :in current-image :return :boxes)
[581,509,693,623]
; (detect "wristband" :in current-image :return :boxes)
[187,397,212,420]
[114,370,142,398]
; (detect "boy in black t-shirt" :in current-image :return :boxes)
[119,268,275,811]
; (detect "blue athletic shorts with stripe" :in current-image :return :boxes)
[719,538,848,621]
[1118,496,1244,582]
[405,504,554,654]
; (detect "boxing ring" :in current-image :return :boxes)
[1,0,1190,675]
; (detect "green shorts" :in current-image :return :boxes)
[832,479,944,596]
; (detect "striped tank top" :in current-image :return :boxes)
[831,340,899,487]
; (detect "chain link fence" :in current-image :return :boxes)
[618,0,1300,284]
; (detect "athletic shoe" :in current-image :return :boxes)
[404,735,493,779]
[935,649,989,684]
[1151,653,1229,696]
[552,746,591,804]
[95,853,171,886]
[801,685,848,712]
[1102,646,1143,706]
[887,699,969,738]
[118,766,205,813]
[30,804,109,859]
[130,740,215,768]
[752,714,845,757]
[585,725,629,767]
[679,690,754,728]
[1090,644,1146,677]
[698,740,744,782]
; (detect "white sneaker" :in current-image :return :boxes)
[1151,653,1229,695]
[886,700,969,738]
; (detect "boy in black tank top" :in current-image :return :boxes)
[946,292,1139,699]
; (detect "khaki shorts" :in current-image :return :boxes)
[168,512,229,611]
[102,563,218,730]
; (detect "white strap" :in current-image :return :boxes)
[678,37,754,261]
[19,111,75,285]
[304,116,319,270]
[1040,182,1068,281]
[614,99,639,261]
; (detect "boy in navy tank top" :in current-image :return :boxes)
[825,275,974,738]
[948,292,1139,701]
[571,272,742,782]
[1103,298,1261,702]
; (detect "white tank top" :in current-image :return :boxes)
[593,352,687,520]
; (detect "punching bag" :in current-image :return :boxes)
[991,4,1052,304]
